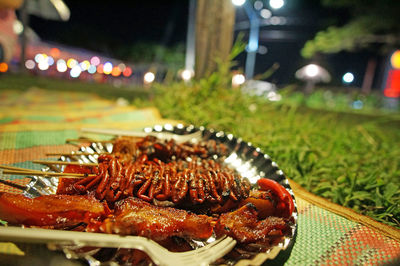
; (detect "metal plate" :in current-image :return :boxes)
[24,124,298,265]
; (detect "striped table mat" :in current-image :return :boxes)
[0,88,399,265]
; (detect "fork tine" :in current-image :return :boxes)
[206,238,236,261]
[179,237,236,265]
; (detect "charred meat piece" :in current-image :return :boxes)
[0,192,106,228]
[214,203,291,245]
[97,197,213,241]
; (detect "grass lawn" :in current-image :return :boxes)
[1,73,399,229]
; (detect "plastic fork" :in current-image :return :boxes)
[0,226,236,266]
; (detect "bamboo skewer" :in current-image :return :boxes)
[66,138,114,144]
[0,179,27,190]
[46,152,109,156]
[0,165,94,179]
[32,160,98,167]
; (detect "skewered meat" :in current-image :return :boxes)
[59,154,251,211]
[0,193,106,228]
[92,197,213,241]
[214,203,291,245]
[112,136,229,163]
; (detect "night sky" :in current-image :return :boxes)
[26,0,369,86]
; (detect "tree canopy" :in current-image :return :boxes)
[301,0,400,58]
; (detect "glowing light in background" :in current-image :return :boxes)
[50,48,60,58]
[67,58,78,68]
[90,56,100,66]
[103,62,113,75]
[260,9,272,19]
[342,72,354,84]
[0,62,8,72]
[269,0,284,9]
[118,63,126,72]
[34,54,45,63]
[47,56,54,66]
[25,60,35,70]
[122,67,132,77]
[304,64,319,78]
[144,72,155,84]
[232,0,245,6]
[70,65,82,78]
[180,69,194,81]
[97,64,104,74]
[80,60,90,71]
[13,20,23,35]
[390,50,400,69]
[88,65,97,74]
[254,1,263,10]
[56,59,67,72]
[232,73,246,87]
[111,66,121,77]
[38,61,49,71]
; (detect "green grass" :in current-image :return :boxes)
[1,73,399,229]
[137,75,400,229]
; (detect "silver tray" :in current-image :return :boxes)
[22,124,298,265]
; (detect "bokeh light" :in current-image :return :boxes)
[390,50,400,69]
[111,66,122,77]
[67,58,78,68]
[88,65,97,74]
[180,69,194,81]
[342,72,354,83]
[232,73,246,86]
[304,64,319,77]
[118,63,126,72]
[97,64,104,74]
[232,0,245,6]
[144,71,155,84]
[56,59,67,72]
[260,9,272,19]
[34,54,45,63]
[270,0,284,9]
[50,48,60,58]
[25,60,35,70]
[103,62,113,75]
[90,56,100,66]
[70,65,82,78]
[47,56,55,66]
[80,60,90,71]
[13,20,23,35]
[38,61,49,71]
[122,67,132,77]
[0,62,8,72]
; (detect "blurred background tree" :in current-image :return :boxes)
[301,0,400,58]
[301,0,400,93]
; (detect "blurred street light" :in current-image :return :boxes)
[144,71,155,84]
[232,0,245,6]
[342,72,354,84]
[269,0,284,9]
[232,73,246,87]
[295,64,331,93]
[233,0,284,79]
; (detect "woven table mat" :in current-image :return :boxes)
[0,88,399,265]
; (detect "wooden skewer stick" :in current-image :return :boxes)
[32,160,98,167]
[46,152,109,156]
[0,165,94,179]
[0,179,27,190]
[0,165,45,174]
[66,138,114,144]
[1,170,94,179]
